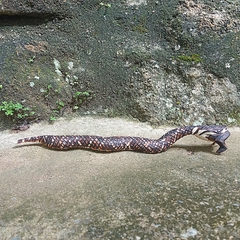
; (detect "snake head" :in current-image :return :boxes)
[193,125,230,154]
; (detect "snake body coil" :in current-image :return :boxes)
[17,125,230,154]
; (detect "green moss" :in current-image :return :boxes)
[132,24,148,34]
[132,17,148,34]
[177,54,202,63]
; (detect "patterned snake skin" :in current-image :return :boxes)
[17,125,230,154]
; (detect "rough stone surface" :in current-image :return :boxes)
[178,0,240,35]
[0,0,239,128]
[128,65,239,125]
[0,0,69,17]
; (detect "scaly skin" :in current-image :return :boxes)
[17,125,230,154]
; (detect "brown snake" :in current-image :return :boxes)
[17,125,230,154]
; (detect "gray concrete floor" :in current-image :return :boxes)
[0,117,239,239]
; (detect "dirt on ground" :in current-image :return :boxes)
[0,117,239,239]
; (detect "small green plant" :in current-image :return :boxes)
[28,55,36,63]
[99,2,111,8]
[177,54,202,63]
[49,101,65,122]
[75,91,90,98]
[47,84,52,91]
[49,110,59,123]
[72,91,91,110]
[0,101,35,120]
[56,101,65,109]
[54,88,61,93]
[42,84,52,93]
[0,101,22,116]
[0,85,2,89]
[49,116,56,122]
[74,91,90,103]
[41,84,54,98]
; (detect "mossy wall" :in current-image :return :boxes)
[0,0,239,128]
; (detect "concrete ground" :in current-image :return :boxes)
[0,117,239,239]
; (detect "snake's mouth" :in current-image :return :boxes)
[207,130,230,154]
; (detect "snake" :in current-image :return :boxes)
[17,125,230,154]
